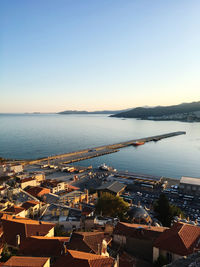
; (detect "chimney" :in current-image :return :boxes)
[16,234,20,248]
[97,243,101,255]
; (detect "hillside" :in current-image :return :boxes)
[111,101,200,122]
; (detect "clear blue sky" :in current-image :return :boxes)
[1,0,200,112]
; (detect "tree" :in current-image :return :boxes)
[95,193,129,220]
[154,194,184,227]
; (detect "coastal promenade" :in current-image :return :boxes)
[26,131,186,166]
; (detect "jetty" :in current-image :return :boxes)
[27,131,186,165]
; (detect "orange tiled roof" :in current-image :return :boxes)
[3,256,49,267]
[21,200,40,210]
[3,205,25,215]
[25,186,50,198]
[114,222,167,241]
[53,250,115,267]
[1,215,55,247]
[68,232,112,254]
[154,222,200,256]
[19,236,69,257]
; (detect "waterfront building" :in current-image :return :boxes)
[179,176,200,195]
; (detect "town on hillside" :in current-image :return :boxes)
[0,160,199,267]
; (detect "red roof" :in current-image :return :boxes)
[21,200,40,210]
[3,205,25,215]
[25,187,50,198]
[1,214,55,247]
[154,222,200,256]
[3,256,49,267]
[68,232,112,254]
[20,177,35,183]
[19,236,70,257]
[114,222,167,241]
[53,250,115,267]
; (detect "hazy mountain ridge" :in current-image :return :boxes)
[58,108,132,115]
[111,101,200,122]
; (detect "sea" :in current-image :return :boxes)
[0,113,200,179]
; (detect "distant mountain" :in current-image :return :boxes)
[111,101,200,122]
[58,108,131,115]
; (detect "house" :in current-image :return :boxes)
[2,205,26,217]
[21,200,42,217]
[153,222,200,263]
[41,180,65,194]
[7,164,23,174]
[31,172,45,182]
[25,186,51,199]
[19,236,70,257]
[68,231,112,256]
[113,222,167,262]
[3,256,50,267]
[40,203,82,231]
[58,190,87,205]
[1,214,55,248]
[96,181,126,197]
[20,177,39,189]
[53,250,116,267]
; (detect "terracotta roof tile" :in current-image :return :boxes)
[53,250,115,267]
[3,205,25,215]
[154,222,200,256]
[68,232,112,254]
[21,200,40,210]
[19,236,69,257]
[3,256,49,267]
[114,222,167,241]
[1,215,55,247]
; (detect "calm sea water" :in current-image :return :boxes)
[0,113,200,179]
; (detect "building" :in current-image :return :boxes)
[113,222,167,262]
[179,176,200,195]
[20,177,39,189]
[19,236,70,257]
[68,231,112,256]
[3,256,50,267]
[40,203,82,231]
[21,200,42,217]
[25,186,51,199]
[3,205,26,217]
[96,181,126,197]
[7,164,23,174]
[153,222,200,264]
[1,214,55,248]
[58,190,87,205]
[53,250,116,267]
[41,180,65,194]
[127,204,152,224]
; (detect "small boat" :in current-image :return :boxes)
[132,141,145,146]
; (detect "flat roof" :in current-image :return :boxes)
[180,176,200,186]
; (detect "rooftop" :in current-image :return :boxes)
[3,205,25,215]
[154,222,200,256]
[3,256,49,267]
[97,181,126,194]
[21,200,40,210]
[68,231,112,254]
[180,176,200,186]
[114,222,167,240]
[53,249,115,267]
